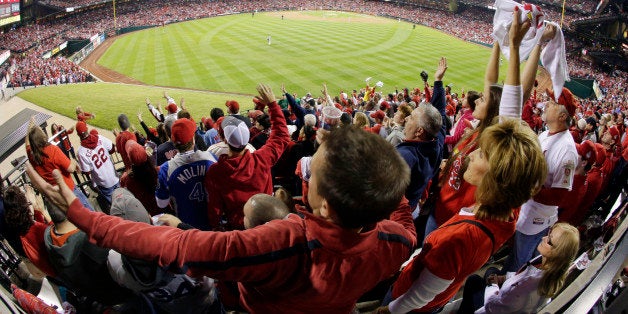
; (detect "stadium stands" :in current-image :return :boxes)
[0,0,621,92]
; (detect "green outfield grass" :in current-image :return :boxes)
[98,10,506,94]
[18,83,257,131]
[20,10,511,132]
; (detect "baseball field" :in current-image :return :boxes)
[19,11,507,131]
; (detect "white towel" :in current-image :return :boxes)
[492,0,545,63]
[492,0,569,100]
[541,21,570,101]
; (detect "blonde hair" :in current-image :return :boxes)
[354,112,369,129]
[475,119,547,221]
[539,223,580,297]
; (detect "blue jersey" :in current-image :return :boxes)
[156,150,216,230]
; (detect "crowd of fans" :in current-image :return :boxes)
[537,0,600,14]
[0,8,626,312]
[39,0,114,9]
[4,54,93,87]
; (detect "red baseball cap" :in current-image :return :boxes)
[76,121,88,134]
[225,100,240,113]
[125,140,147,165]
[170,118,196,144]
[547,87,576,117]
[370,110,386,121]
[166,103,178,114]
[201,117,214,130]
[576,140,597,165]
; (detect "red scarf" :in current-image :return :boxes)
[80,130,99,149]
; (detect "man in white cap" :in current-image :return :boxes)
[204,84,290,230]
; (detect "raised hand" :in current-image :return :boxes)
[256,83,276,105]
[434,57,448,81]
[540,23,556,43]
[509,7,531,48]
[157,214,182,227]
[26,165,76,212]
[29,116,36,129]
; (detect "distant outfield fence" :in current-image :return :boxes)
[69,33,106,64]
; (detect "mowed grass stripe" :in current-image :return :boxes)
[96,10,506,93]
[170,32,208,87]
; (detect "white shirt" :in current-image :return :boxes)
[517,129,577,235]
[477,257,549,313]
[77,135,119,188]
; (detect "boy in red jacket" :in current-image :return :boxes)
[204,87,290,230]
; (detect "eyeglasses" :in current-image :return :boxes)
[547,229,554,247]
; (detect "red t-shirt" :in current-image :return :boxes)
[77,112,94,122]
[434,132,478,225]
[28,145,75,189]
[393,212,516,312]
[371,124,382,135]
[22,221,56,276]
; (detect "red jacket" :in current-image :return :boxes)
[579,168,605,217]
[115,131,137,171]
[67,197,417,314]
[205,101,289,230]
[557,174,587,226]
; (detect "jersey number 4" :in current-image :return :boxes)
[189,182,207,202]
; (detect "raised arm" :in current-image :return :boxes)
[500,8,531,119]
[255,84,290,165]
[506,8,531,86]
[432,57,448,148]
[26,166,297,283]
[522,24,556,102]
[485,43,501,95]
[285,85,306,129]
[25,116,36,147]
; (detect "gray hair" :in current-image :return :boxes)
[304,114,317,127]
[417,102,442,137]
